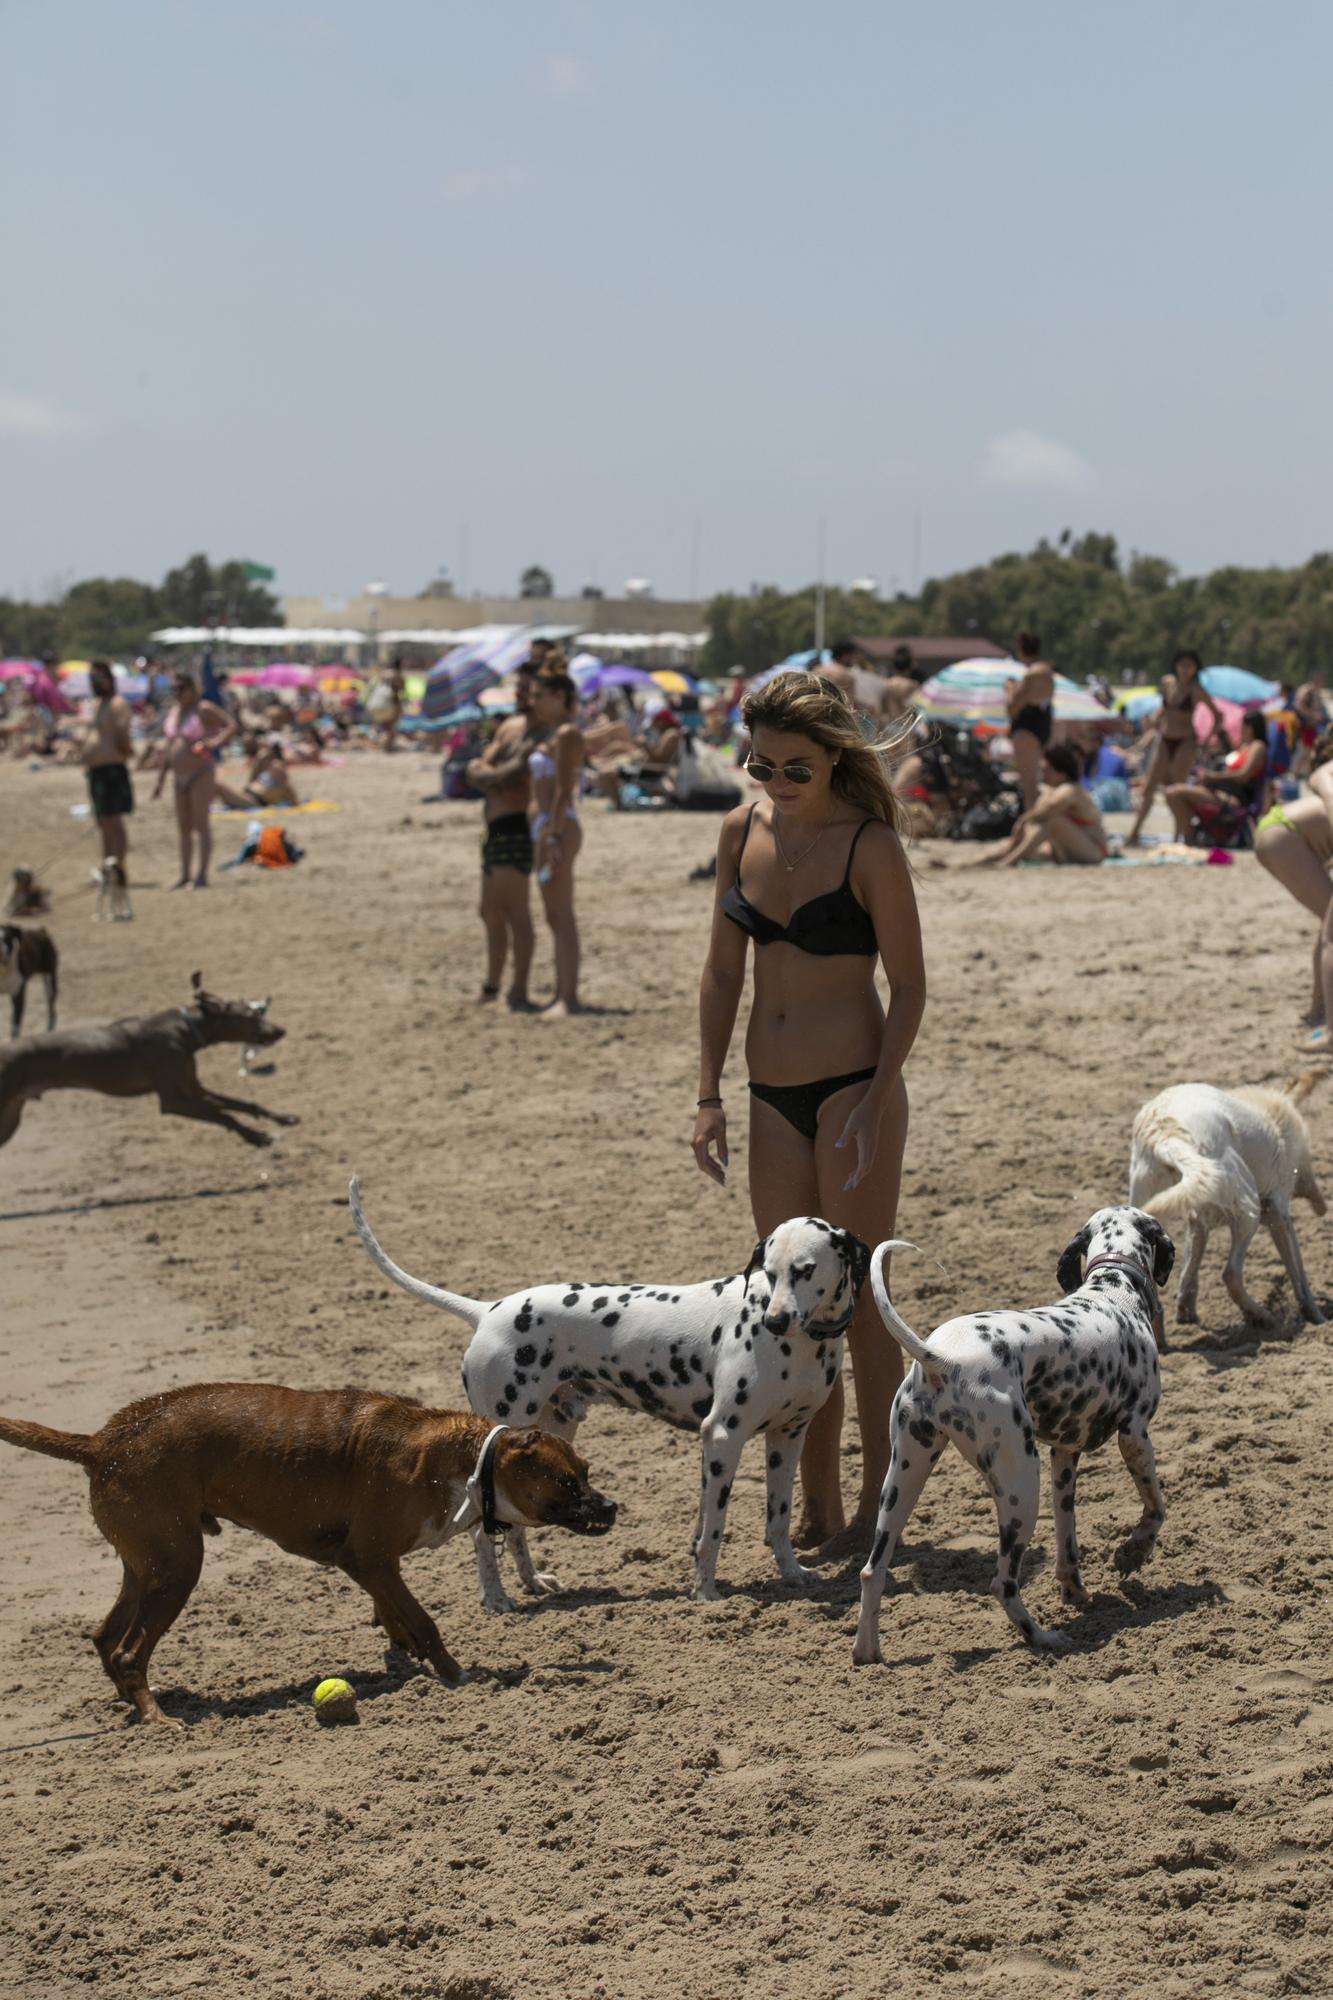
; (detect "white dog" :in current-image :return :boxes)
[90,859,133,922]
[348,1178,869,1608]
[1129,1076,1325,1329]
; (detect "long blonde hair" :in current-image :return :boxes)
[740,671,913,837]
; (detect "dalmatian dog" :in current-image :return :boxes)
[853,1206,1173,1664]
[349,1178,869,1609]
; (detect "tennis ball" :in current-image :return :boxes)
[313,1677,358,1724]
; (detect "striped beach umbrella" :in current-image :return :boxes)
[422,626,536,718]
[918,659,1112,725]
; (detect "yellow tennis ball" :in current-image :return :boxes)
[313,1677,357,1723]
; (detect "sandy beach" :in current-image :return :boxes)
[2,748,1331,1999]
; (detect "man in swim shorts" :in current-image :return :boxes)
[467,664,542,1009]
[81,660,135,871]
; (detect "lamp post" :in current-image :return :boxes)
[365,581,387,668]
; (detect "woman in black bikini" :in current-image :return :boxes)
[1006,630,1055,812]
[693,672,925,1558]
[1126,647,1226,845]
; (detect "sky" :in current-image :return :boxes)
[4,0,1333,606]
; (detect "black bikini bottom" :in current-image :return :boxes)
[748,1067,877,1142]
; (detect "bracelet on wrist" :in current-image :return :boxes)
[696,1095,723,1108]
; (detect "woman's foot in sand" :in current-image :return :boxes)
[815,1516,878,1565]
[542,998,583,1019]
[793,1511,840,1553]
[168,877,190,891]
[506,991,538,1012]
[192,877,209,890]
[477,984,500,1005]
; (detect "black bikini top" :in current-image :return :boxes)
[722,807,878,956]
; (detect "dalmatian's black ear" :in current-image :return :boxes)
[743,1237,767,1287]
[1056,1223,1093,1295]
[1139,1213,1175,1286]
[836,1229,872,1295]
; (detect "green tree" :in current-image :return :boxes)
[58,578,161,658]
[158,553,281,627]
[519,565,554,599]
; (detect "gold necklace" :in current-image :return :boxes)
[773,804,832,871]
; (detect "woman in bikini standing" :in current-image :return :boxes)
[1006,630,1056,812]
[151,668,234,889]
[1255,731,1333,1031]
[693,671,925,1558]
[528,671,587,1017]
[1126,648,1226,845]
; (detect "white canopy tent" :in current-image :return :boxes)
[151,626,367,647]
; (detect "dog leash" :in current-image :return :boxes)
[450,1423,510,1538]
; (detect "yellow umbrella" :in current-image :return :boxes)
[58,659,92,678]
[651,669,697,698]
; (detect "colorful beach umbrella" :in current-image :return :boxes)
[918,659,1112,725]
[422,626,536,718]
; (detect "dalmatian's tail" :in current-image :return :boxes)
[348,1176,487,1327]
[869,1240,947,1381]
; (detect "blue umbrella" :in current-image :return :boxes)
[1199,665,1279,706]
[746,650,832,691]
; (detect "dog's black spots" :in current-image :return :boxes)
[780,1341,792,1357]
[705,1372,714,1388]
[907,1417,936,1449]
[1058,1490,1074,1514]
[992,1338,1012,1368]
[694,1398,712,1420]
[780,1369,788,1381]
[977,1328,992,1346]
[539,1348,553,1368]
[601,1312,621,1329]
[711,1327,722,1346]
[999,1516,1021,1557]
[712,1280,727,1296]
[570,1283,586,1292]
[709,1458,723,1476]
[768,1450,782,1469]
[1002,1579,1017,1599]
[617,1293,632,1307]
[825,1367,836,1386]
[503,1382,518,1404]
[712,1529,720,1540]
[592,1297,608,1313]
[869,1529,890,1567]
[737,1376,747,1390]
[562,1294,579,1309]
[649,1369,668,1388]
[886,1483,899,1510]
[515,1304,534,1335]
[689,1355,703,1374]
[735,1390,748,1406]
[671,1294,681,1305]
[733,1329,744,1342]
[718,1483,731,1505]
[1011,1406,1023,1426]
[778,1500,788,1515]
[726,1414,740,1431]
[496,1401,511,1418]
[514,1343,537,1368]
[670,1357,691,1387]
[526,1401,539,1416]
[597,1367,611,1381]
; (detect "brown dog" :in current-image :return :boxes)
[0,970,293,1150]
[0,1385,617,1725]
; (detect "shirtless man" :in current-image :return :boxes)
[467,665,542,1009]
[81,661,135,870]
[820,640,887,733]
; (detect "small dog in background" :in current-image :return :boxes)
[0,925,58,1037]
[6,868,51,919]
[91,859,133,922]
[1130,1075,1326,1328]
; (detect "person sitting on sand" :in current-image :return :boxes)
[1255,731,1333,1029]
[1163,710,1267,842]
[972,743,1107,865]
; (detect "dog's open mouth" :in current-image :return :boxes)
[551,1499,617,1536]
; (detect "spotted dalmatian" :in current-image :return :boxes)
[853,1206,1174,1663]
[348,1178,869,1609]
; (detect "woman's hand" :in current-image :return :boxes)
[835,1094,883,1192]
[692,1103,728,1186]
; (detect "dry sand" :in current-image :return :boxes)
[1,750,1330,1999]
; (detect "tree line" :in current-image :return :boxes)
[702,533,1333,685]
[0,555,282,661]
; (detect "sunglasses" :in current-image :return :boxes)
[746,755,814,785]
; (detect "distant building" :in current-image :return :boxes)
[853,635,1006,674]
[282,590,707,663]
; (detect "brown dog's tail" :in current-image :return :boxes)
[0,1415,95,1464]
